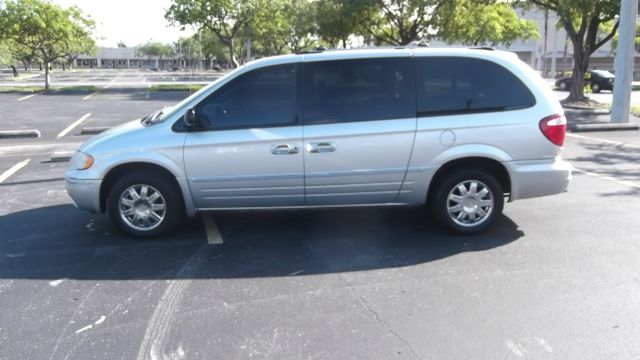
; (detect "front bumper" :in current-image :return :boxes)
[66,177,102,213]
[506,157,572,201]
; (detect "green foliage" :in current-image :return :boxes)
[315,0,368,48]
[439,1,539,46]
[166,0,257,67]
[602,20,640,52]
[136,41,174,59]
[0,0,96,88]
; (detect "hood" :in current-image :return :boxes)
[78,119,145,152]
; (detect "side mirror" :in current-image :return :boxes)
[183,108,197,128]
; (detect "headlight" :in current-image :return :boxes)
[71,151,94,170]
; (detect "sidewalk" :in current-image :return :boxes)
[564,107,640,132]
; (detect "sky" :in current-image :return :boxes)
[52,0,195,48]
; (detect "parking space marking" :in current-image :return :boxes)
[16,94,37,101]
[57,113,92,139]
[145,90,150,99]
[83,92,96,100]
[202,212,223,244]
[0,159,30,183]
[566,133,640,149]
[573,167,640,189]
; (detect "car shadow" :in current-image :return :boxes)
[0,204,524,281]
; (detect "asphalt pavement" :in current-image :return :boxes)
[1,90,640,359]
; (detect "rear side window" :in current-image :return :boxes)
[302,58,414,124]
[416,57,535,116]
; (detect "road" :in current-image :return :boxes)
[1,90,640,359]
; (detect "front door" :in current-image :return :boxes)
[301,57,417,205]
[184,63,304,209]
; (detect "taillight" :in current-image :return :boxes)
[539,114,566,146]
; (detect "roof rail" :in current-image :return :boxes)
[470,46,495,51]
[405,40,429,48]
[296,45,327,55]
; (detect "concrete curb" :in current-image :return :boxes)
[563,107,611,115]
[569,123,640,132]
[50,151,73,162]
[0,130,41,139]
[80,126,110,135]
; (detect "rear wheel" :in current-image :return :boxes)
[558,81,567,91]
[431,169,504,234]
[591,83,600,93]
[107,172,183,238]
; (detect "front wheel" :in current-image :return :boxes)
[591,83,600,93]
[430,169,504,234]
[107,172,183,238]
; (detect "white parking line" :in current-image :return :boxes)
[566,133,640,149]
[145,90,150,99]
[202,212,223,244]
[57,113,92,139]
[103,76,118,89]
[0,159,30,183]
[573,167,640,189]
[83,92,96,100]
[16,94,37,101]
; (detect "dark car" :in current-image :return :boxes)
[555,70,614,93]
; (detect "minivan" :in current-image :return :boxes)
[66,47,572,238]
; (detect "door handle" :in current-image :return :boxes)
[306,142,336,153]
[270,144,299,155]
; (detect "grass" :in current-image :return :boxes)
[0,85,96,93]
[149,84,205,92]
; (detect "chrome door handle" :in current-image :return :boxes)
[271,144,299,155]
[306,142,336,153]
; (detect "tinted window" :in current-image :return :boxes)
[303,58,414,124]
[416,57,535,116]
[197,64,297,130]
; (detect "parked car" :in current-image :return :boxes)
[66,48,572,238]
[171,65,181,71]
[555,70,614,93]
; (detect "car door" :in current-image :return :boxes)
[301,56,417,205]
[183,63,304,209]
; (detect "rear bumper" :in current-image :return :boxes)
[506,157,572,201]
[66,177,102,213]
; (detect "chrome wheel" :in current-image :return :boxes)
[446,180,494,228]
[118,184,166,231]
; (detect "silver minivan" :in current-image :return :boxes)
[66,47,572,238]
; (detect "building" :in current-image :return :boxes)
[75,47,182,69]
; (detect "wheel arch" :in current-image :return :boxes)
[427,157,511,202]
[99,162,192,215]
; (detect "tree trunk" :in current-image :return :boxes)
[566,41,588,102]
[62,63,66,71]
[44,62,51,90]
[228,38,238,68]
[11,65,19,77]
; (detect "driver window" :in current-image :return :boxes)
[197,63,297,130]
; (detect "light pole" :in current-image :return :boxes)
[611,0,638,123]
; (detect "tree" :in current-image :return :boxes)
[198,29,227,68]
[315,0,368,48]
[253,0,318,54]
[60,6,97,71]
[176,36,201,68]
[136,41,174,68]
[438,1,539,47]
[166,0,257,68]
[529,0,620,102]
[117,41,127,48]
[354,0,445,45]
[0,0,95,89]
[0,40,19,77]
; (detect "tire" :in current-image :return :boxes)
[591,83,600,93]
[107,172,183,238]
[558,81,567,91]
[430,169,504,235]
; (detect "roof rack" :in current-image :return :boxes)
[470,46,495,51]
[405,40,429,48]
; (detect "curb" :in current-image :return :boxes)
[569,123,640,132]
[563,107,611,115]
[50,151,73,162]
[80,126,110,135]
[0,130,41,139]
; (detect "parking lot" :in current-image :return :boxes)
[1,89,640,359]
